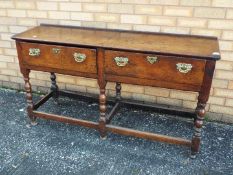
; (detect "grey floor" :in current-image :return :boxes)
[0,88,232,175]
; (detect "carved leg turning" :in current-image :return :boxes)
[116,82,121,101]
[191,102,206,158]
[50,72,59,103]
[22,69,37,126]
[99,88,107,139]
[191,60,215,158]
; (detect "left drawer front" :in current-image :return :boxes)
[19,42,97,74]
[20,42,62,68]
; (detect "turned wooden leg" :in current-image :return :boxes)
[99,88,107,139]
[97,48,107,139]
[22,69,37,125]
[50,72,59,102]
[116,82,121,101]
[191,102,206,158]
[190,61,215,158]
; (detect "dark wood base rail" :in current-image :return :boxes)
[33,91,53,110]
[106,125,191,147]
[32,90,191,147]
[12,24,220,158]
[33,111,99,130]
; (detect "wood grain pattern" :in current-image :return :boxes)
[21,68,37,125]
[12,25,220,157]
[191,60,216,157]
[97,48,107,139]
[21,64,97,79]
[19,42,97,74]
[105,74,201,92]
[61,46,97,74]
[19,42,62,68]
[106,124,192,147]
[105,50,205,87]
[33,111,99,130]
[12,25,220,60]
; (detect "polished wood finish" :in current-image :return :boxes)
[12,24,219,60]
[191,60,216,157]
[97,48,107,139]
[33,111,99,130]
[105,50,205,87]
[106,74,202,92]
[61,46,96,74]
[12,24,220,157]
[21,68,37,125]
[19,42,97,74]
[106,124,192,147]
[19,42,62,68]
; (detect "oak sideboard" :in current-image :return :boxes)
[12,24,220,157]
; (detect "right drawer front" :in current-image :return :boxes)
[105,50,206,86]
[20,42,62,68]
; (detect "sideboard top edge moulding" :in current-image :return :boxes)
[12,24,220,60]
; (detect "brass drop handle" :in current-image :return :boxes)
[176,63,192,73]
[73,52,86,63]
[147,56,158,64]
[29,48,40,57]
[114,57,129,67]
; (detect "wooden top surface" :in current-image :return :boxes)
[12,24,220,59]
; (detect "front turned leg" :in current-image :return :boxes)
[99,88,107,139]
[50,72,59,103]
[116,82,121,102]
[22,69,37,126]
[191,102,206,158]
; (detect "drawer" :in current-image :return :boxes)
[105,50,206,86]
[20,42,62,68]
[61,46,97,74]
[19,42,97,74]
